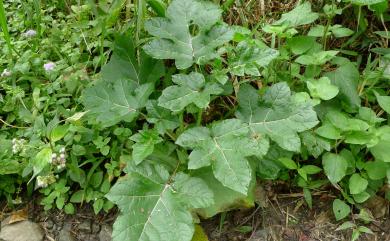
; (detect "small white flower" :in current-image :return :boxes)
[60,147,65,153]
[51,153,57,158]
[1,69,11,77]
[23,29,37,37]
[60,153,66,159]
[36,176,48,188]
[43,62,56,71]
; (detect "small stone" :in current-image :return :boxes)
[0,220,44,241]
[98,224,112,241]
[58,223,75,241]
[45,219,54,230]
[78,221,91,233]
[91,223,100,234]
[248,228,269,241]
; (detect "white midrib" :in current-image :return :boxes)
[138,184,170,240]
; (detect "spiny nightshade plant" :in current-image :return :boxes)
[1,0,389,241]
[83,0,389,240]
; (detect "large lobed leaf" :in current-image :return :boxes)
[106,162,213,241]
[236,83,319,152]
[176,119,269,194]
[101,35,164,84]
[228,40,279,76]
[83,35,164,127]
[143,0,234,69]
[82,79,154,127]
[158,72,223,112]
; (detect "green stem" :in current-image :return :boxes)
[322,18,331,50]
[179,111,185,132]
[196,110,203,126]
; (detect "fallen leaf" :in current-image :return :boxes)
[8,209,28,224]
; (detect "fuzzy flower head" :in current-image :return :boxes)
[23,29,37,38]
[1,69,11,77]
[12,138,26,154]
[43,62,56,72]
[36,174,56,189]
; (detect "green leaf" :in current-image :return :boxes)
[364,161,388,180]
[326,111,369,132]
[358,107,385,124]
[70,190,84,203]
[130,129,163,164]
[353,192,371,203]
[349,174,368,194]
[273,2,319,28]
[146,0,166,16]
[229,40,279,76]
[348,0,385,6]
[101,35,164,85]
[82,79,154,127]
[322,153,348,183]
[303,188,312,208]
[143,0,233,69]
[278,158,297,170]
[301,165,322,175]
[107,163,212,241]
[191,167,255,218]
[369,126,390,162]
[158,72,223,112]
[325,62,361,111]
[301,131,331,158]
[50,125,69,143]
[287,36,317,55]
[357,226,374,234]
[306,77,339,100]
[333,199,351,221]
[315,123,342,140]
[146,100,180,134]
[176,119,268,194]
[31,147,52,180]
[64,203,75,214]
[236,83,318,152]
[330,25,355,38]
[375,92,390,114]
[295,50,338,66]
[336,221,356,231]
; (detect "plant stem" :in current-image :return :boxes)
[196,110,203,126]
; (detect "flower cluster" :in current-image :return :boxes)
[44,62,56,72]
[1,69,11,77]
[23,29,37,38]
[12,138,26,154]
[50,147,67,170]
[36,174,56,189]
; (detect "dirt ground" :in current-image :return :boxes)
[1,182,389,241]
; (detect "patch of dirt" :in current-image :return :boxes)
[201,183,390,241]
[1,186,389,241]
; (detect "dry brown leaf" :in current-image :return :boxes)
[8,209,28,224]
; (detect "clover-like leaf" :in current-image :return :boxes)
[82,79,154,127]
[158,72,223,112]
[236,83,319,152]
[228,40,279,76]
[130,128,163,165]
[143,0,234,69]
[176,119,269,194]
[106,162,213,241]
